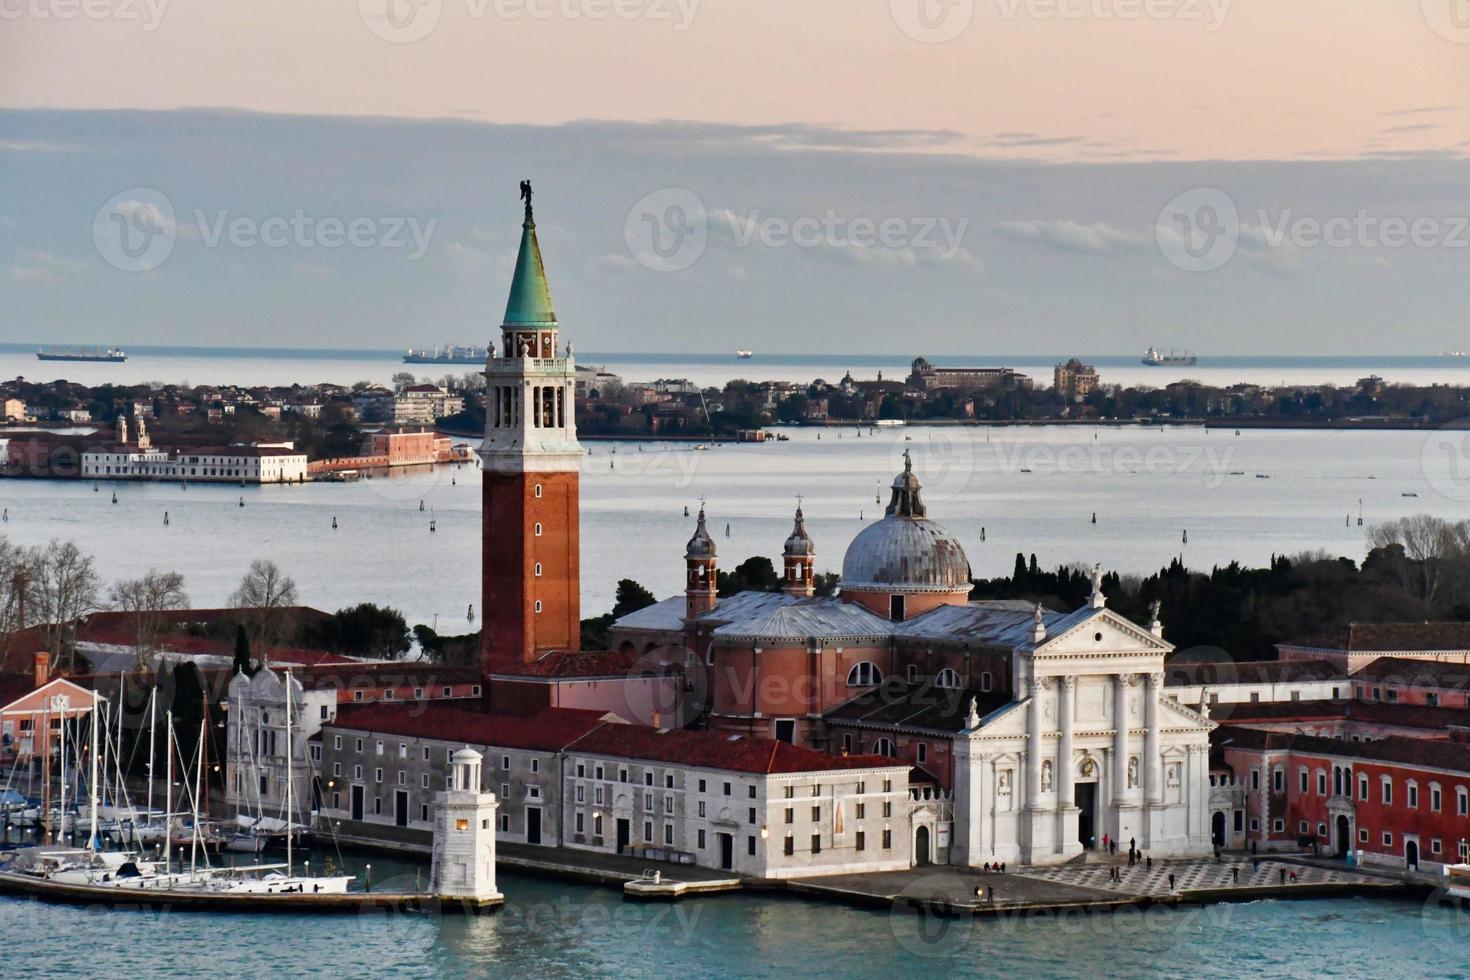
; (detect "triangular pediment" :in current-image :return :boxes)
[1034,608,1173,658]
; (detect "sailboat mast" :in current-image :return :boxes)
[165,711,174,873]
[284,670,293,877]
[191,717,204,874]
[41,700,51,845]
[146,687,156,823]
[89,697,99,850]
[58,704,66,845]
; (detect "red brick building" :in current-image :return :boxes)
[1218,724,1470,871]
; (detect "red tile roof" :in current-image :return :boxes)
[1217,725,1470,774]
[1211,697,1470,730]
[329,703,609,752]
[565,724,905,775]
[491,648,676,680]
[1282,622,1470,653]
[1349,656,1470,688]
[1164,659,1343,686]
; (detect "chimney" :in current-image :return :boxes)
[33,652,49,688]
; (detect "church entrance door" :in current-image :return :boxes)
[1075,782,1097,848]
[915,826,931,865]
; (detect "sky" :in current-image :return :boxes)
[1,0,1468,355]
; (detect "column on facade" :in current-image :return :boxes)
[1026,679,1044,809]
[1144,671,1163,805]
[1056,675,1075,811]
[1113,673,1130,805]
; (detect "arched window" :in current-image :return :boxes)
[847,662,883,687]
[935,668,961,690]
[873,737,896,757]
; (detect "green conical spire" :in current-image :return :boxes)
[503,200,557,328]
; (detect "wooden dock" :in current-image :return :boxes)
[0,871,503,914]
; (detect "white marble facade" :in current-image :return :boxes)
[952,599,1214,867]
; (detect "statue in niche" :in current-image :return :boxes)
[1127,756,1140,789]
[1041,760,1053,793]
[998,770,1012,795]
[1081,758,1096,778]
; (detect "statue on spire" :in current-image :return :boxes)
[519,179,533,219]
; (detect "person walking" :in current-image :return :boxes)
[1231,866,1240,884]
[1168,872,1176,892]
[1146,855,1152,872]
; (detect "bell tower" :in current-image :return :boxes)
[481,182,582,674]
[782,501,815,597]
[684,504,718,620]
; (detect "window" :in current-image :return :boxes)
[1298,768,1308,793]
[1299,821,1308,834]
[699,801,707,818]
[355,738,364,753]
[1359,774,1369,801]
[534,522,543,536]
[784,808,794,824]
[534,600,543,614]
[1359,828,1369,844]
[667,774,676,789]
[980,671,992,692]
[1382,777,1392,806]
[421,773,430,789]
[873,737,896,758]
[375,768,383,784]
[375,741,384,756]
[906,665,918,684]
[665,825,674,846]
[882,830,892,849]
[856,831,866,851]
[1459,787,1468,816]
[746,835,755,856]
[842,733,853,754]
[415,688,424,700]
[811,835,822,854]
[1432,839,1443,855]
[1382,832,1393,847]
[1272,819,1284,833]
[698,829,706,849]
[935,668,961,690]
[784,836,795,856]
[1250,769,1260,791]
[1408,782,1419,809]
[534,484,542,497]
[698,779,707,793]
[333,762,342,776]
[575,813,585,834]
[1432,784,1442,812]
[917,743,928,765]
[811,806,822,822]
[723,782,732,796]
[1272,768,1283,793]
[847,662,882,687]
[334,736,342,750]
[1317,772,1326,796]
[531,759,540,774]
[644,821,653,843]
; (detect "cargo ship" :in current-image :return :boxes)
[403,344,488,365]
[1141,346,1197,367]
[37,346,128,362]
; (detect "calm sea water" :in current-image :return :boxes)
[1,423,1468,625]
[0,873,1464,979]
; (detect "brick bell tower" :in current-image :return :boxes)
[481,181,582,676]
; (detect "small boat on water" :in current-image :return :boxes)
[735,349,753,359]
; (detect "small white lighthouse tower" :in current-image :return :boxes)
[430,747,504,908]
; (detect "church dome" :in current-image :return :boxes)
[840,453,971,593]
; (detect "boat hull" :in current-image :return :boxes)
[0,870,500,913]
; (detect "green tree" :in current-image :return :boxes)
[611,579,657,618]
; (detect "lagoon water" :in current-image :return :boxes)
[2,422,1469,626]
[0,871,1463,978]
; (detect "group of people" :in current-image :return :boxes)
[981,862,1007,873]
